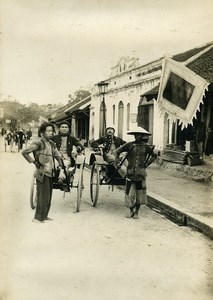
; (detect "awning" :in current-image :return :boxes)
[71,104,90,117]
[157,57,209,129]
[65,96,91,115]
[49,96,91,123]
[141,84,160,101]
[48,102,73,123]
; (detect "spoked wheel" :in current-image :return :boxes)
[90,162,100,207]
[76,163,84,212]
[30,176,37,209]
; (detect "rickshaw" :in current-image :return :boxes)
[89,144,156,207]
[30,150,85,212]
[89,147,128,207]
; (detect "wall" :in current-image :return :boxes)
[153,101,166,150]
[89,57,162,143]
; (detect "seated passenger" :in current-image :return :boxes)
[90,126,127,178]
[51,121,84,182]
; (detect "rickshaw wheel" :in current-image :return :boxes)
[76,163,84,212]
[30,176,37,209]
[90,162,100,207]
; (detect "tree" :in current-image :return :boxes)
[73,89,91,102]
[0,99,64,129]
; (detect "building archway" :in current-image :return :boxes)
[127,103,130,131]
[118,101,124,138]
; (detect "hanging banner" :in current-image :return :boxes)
[157,57,209,128]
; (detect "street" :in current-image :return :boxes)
[0,145,213,300]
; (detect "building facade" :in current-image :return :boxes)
[89,56,162,144]
[89,42,213,164]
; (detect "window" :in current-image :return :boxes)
[118,101,124,138]
[113,105,115,125]
[137,105,149,131]
[127,103,130,130]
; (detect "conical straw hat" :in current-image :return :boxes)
[127,126,151,135]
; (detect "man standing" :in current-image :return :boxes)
[22,122,63,223]
[115,127,157,219]
[51,121,84,181]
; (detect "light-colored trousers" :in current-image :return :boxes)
[105,153,127,178]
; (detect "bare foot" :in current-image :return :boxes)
[132,214,139,219]
[32,218,45,223]
[125,211,135,218]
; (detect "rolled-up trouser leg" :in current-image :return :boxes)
[35,176,53,221]
[58,158,71,179]
[136,178,147,205]
[125,180,136,208]
[125,178,147,207]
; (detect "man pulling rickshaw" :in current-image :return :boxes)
[89,126,157,216]
[115,127,157,219]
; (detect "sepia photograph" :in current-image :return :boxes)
[0,1,213,299]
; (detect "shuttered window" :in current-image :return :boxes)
[137,105,149,131]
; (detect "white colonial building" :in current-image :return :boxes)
[89,42,213,165]
[89,56,162,145]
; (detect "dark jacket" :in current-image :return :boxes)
[51,134,84,157]
[115,142,156,179]
[91,135,126,156]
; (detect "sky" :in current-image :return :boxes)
[0,0,213,105]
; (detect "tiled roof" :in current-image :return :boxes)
[172,42,213,62]
[141,84,160,100]
[48,102,72,122]
[65,96,91,114]
[186,47,213,83]
[140,44,213,98]
[49,96,91,122]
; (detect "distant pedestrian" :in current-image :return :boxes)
[1,127,6,136]
[17,129,26,150]
[26,128,32,140]
[6,130,15,152]
[22,122,63,223]
[115,127,157,219]
[3,129,7,152]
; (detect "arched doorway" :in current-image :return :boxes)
[127,103,130,131]
[118,101,124,138]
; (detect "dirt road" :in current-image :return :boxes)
[0,148,212,300]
